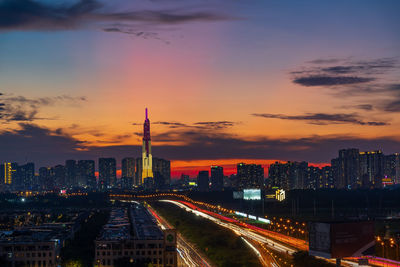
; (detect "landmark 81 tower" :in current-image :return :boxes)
[142,108,154,184]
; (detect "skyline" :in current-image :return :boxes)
[1,0,400,176]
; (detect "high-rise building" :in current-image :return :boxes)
[19,163,35,191]
[3,162,15,186]
[122,158,135,179]
[142,108,154,185]
[99,158,116,190]
[237,163,264,189]
[268,162,334,190]
[54,165,66,188]
[39,167,54,191]
[321,166,334,189]
[197,171,209,192]
[359,150,384,188]
[307,166,322,189]
[384,153,400,184]
[330,158,339,189]
[135,157,143,186]
[121,157,135,189]
[65,160,76,187]
[153,158,171,189]
[268,162,289,190]
[334,148,360,189]
[289,162,308,190]
[210,166,224,191]
[77,160,96,188]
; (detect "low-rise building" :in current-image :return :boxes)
[0,230,60,267]
[94,205,177,267]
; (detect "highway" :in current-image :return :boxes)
[147,204,213,267]
[160,199,295,266]
[160,199,365,267]
[118,195,384,266]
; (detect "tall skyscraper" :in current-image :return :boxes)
[3,162,15,186]
[307,166,322,189]
[18,163,35,191]
[122,157,135,189]
[334,148,360,189]
[39,167,54,191]
[135,157,142,186]
[122,158,135,178]
[77,160,96,188]
[197,171,209,192]
[268,162,289,190]
[321,166,334,189]
[142,108,154,185]
[54,165,66,188]
[99,158,116,190]
[384,153,400,184]
[359,150,384,188]
[210,166,224,191]
[65,160,76,187]
[153,158,171,189]
[237,163,264,189]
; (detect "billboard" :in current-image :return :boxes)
[330,221,374,258]
[309,221,375,259]
[275,189,285,201]
[243,189,261,200]
[309,222,331,258]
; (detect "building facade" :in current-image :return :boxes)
[99,158,116,190]
[94,205,177,267]
[210,166,224,191]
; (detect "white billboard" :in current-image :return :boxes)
[243,189,261,200]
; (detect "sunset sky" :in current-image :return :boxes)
[1,0,400,177]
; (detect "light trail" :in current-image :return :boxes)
[160,199,298,267]
[147,204,213,267]
[161,200,296,254]
[241,237,268,266]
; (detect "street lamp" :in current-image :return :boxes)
[390,239,399,260]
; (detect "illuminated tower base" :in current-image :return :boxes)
[142,141,154,184]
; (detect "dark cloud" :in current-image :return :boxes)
[0,123,86,166]
[134,120,236,130]
[355,104,373,111]
[293,58,400,114]
[321,58,398,75]
[102,26,170,44]
[193,121,235,129]
[0,0,232,31]
[292,57,398,87]
[153,121,188,128]
[383,100,400,112]
[336,83,400,113]
[0,94,86,122]
[307,58,344,64]
[293,75,374,86]
[252,113,388,126]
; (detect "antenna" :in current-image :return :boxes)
[145,108,148,119]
